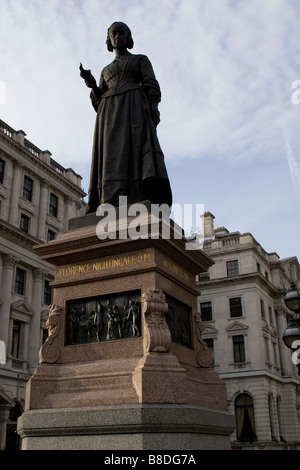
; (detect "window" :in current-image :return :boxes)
[47,229,56,242]
[23,175,33,201]
[200,301,212,321]
[260,299,265,319]
[0,158,4,184]
[273,341,279,368]
[14,267,26,295]
[203,338,214,365]
[269,307,274,325]
[42,328,48,344]
[43,280,52,305]
[229,297,243,318]
[233,335,245,363]
[268,394,277,440]
[20,213,29,233]
[257,262,261,273]
[277,397,285,442]
[6,404,22,450]
[11,320,21,358]
[264,336,271,363]
[49,193,58,218]
[226,260,239,277]
[235,394,256,442]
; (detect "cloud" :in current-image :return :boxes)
[1,0,299,166]
[283,127,300,194]
[0,0,300,258]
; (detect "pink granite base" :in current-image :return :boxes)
[26,215,228,413]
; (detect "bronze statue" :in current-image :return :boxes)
[80,22,172,213]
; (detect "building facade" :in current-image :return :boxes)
[197,212,300,449]
[0,119,86,449]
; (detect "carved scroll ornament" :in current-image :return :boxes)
[194,312,212,367]
[142,289,171,353]
[39,305,63,364]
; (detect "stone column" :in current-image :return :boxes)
[28,268,45,374]
[276,306,293,376]
[22,320,30,372]
[0,254,19,358]
[0,406,12,450]
[64,196,74,230]
[37,181,49,241]
[9,162,23,226]
[76,201,83,218]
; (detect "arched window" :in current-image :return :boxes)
[235,393,257,441]
[277,396,285,442]
[5,403,22,450]
[268,393,278,441]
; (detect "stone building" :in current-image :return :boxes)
[0,119,86,449]
[197,212,300,449]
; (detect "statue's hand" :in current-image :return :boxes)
[84,77,97,88]
[151,103,160,127]
[79,63,97,88]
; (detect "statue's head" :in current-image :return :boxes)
[106,22,134,52]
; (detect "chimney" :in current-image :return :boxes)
[201,212,215,236]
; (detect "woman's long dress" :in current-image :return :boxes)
[85,53,172,213]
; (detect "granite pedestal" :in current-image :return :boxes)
[18,206,234,449]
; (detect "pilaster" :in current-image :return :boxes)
[0,254,19,349]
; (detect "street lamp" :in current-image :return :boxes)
[282,282,300,375]
[284,282,300,315]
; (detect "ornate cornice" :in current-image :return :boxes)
[2,252,19,268]
[198,272,280,298]
[0,132,86,199]
[0,219,42,249]
[32,267,48,281]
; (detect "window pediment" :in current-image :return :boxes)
[19,197,36,216]
[262,321,270,334]
[0,386,15,406]
[226,320,248,335]
[202,324,218,336]
[11,300,33,319]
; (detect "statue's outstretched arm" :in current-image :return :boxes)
[80,63,104,111]
[79,63,97,88]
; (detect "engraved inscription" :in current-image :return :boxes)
[59,252,151,278]
[65,291,141,345]
[162,257,191,283]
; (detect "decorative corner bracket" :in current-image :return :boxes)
[194,312,213,367]
[142,289,171,353]
[39,305,63,364]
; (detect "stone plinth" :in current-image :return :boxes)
[18,404,234,450]
[18,207,235,449]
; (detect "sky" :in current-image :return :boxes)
[1,0,300,261]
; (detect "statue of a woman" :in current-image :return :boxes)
[80,22,172,214]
